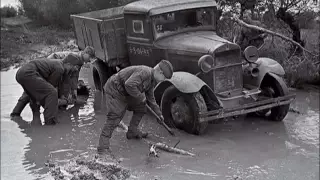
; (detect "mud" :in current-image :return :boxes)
[47,154,130,180]
[1,66,319,180]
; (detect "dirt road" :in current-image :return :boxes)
[1,66,319,180]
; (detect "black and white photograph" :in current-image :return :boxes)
[1,0,319,179]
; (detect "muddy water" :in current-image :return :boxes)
[1,66,319,180]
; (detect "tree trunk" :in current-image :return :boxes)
[276,7,305,53]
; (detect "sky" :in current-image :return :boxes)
[1,0,20,7]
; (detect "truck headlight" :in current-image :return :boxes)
[244,46,259,63]
[198,54,214,73]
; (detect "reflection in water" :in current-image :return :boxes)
[288,110,319,148]
[12,94,98,179]
[177,168,220,178]
[2,67,320,180]
[2,65,109,179]
[1,68,36,180]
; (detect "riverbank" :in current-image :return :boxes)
[1,16,77,70]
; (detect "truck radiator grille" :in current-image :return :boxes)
[213,50,242,93]
[214,65,242,93]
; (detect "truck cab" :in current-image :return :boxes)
[71,0,295,135]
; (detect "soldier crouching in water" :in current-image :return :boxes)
[50,46,96,109]
[10,46,95,119]
[13,59,80,125]
[97,60,174,155]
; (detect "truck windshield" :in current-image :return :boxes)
[151,7,215,39]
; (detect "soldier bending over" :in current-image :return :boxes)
[97,60,174,155]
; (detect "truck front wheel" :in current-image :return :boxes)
[161,85,208,135]
[255,74,290,121]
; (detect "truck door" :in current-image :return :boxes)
[124,14,158,67]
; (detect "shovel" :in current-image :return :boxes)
[146,105,175,136]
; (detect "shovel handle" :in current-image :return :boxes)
[146,105,175,136]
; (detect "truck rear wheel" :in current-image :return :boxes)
[255,75,290,121]
[92,59,117,91]
[161,85,208,135]
[92,59,117,112]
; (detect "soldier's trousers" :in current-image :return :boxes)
[15,63,58,123]
[97,75,147,151]
[11,78,71,117]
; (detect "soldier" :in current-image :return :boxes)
[234,12,267,50]
[10,46,95,118]
[97,60,174,155]
[13,58,79,125]
[54,46,95,107]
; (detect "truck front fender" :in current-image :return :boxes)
[161,72,207,93]
[244,57,285,87]
[154,72,222,109]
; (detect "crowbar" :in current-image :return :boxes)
[146,105,175,136]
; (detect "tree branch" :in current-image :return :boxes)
[231,16,319,56]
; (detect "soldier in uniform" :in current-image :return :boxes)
[97,60,174,154]
[53,46,95,108]
[234,12,267,50]
[13,59,80,125]
[10,46,95,118]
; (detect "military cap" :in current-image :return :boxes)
[62,54,83,67]
[83,46,95,58]
[158,60,173,79]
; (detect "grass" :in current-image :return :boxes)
[1,16,77,70]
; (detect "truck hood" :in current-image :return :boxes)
[154,31,240,54]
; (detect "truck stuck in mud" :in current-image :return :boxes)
[70,0,296,135]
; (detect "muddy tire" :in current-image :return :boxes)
[161,85,208,135]
[256,74,290,121]
[92,59,117,91]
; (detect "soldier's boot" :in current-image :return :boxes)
[97,136,111,155]
[10,97,29,117]
[43,91,59,125]
[126,113,148,139]
[44,117,57,125]
[97,118,119,155]
[30,101,42,126]
[31,111,42,125]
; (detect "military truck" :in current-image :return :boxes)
[71,0,295,135]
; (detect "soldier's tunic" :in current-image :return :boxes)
[11,52,83,117]
[15,59,66,123]
[58,53,84,97]
[98,65,161,150]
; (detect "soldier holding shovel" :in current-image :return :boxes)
[97,60,174,155]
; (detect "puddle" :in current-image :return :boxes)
[1,66,319,180]
[291,110,319,147]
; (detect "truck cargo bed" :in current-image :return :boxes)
[71,6,128,66]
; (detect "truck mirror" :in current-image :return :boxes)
[198,54,214,73]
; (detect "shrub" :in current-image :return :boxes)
[1,5,17,18]
[18,0,118,28]
[217,14,319,88]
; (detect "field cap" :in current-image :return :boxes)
[83,46,95,58]
[158,60,173,79]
